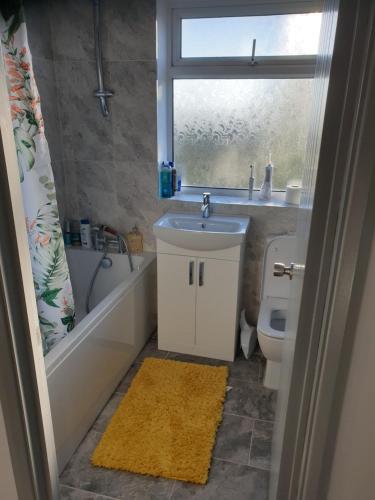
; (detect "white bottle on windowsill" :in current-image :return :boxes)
[259,154,273,202]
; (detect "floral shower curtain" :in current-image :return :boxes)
[0,4,75,355]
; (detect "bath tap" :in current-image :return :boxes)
[201,192,211,218]
[117,233,134,272]
[93,226,106,251]
[101,225,134,272]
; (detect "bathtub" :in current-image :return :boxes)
[45,248,157,472]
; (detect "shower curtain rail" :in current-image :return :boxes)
[93,0,113,116]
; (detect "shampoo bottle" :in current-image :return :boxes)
[259,154,273,201]
[80,219,92,248]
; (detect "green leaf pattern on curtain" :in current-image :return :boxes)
[1,9,75,355]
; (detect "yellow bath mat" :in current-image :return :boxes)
[91,357,228,484]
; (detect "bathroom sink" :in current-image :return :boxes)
[153,213,250,251]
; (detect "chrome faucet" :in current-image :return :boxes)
[116,233,134,272]
[201,192,211,218]
[93,225,134,272]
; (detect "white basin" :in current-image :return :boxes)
[153,212,250,251]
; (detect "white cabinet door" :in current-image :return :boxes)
[157,254,196,347]
[195,258,240,361]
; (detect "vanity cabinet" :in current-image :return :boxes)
[156,246,243,361]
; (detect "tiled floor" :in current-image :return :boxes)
[60,333,277,500]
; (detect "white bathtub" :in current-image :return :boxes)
[45,248,157,472]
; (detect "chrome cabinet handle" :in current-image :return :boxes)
[189,261,194,285]
[273,262,305,280]
[199,262,204,286]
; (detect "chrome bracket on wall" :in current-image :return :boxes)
[93,0,113,116]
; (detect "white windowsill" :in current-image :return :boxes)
[167,190,298,208]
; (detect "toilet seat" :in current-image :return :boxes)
[258,297,288,340]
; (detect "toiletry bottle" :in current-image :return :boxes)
[80,219,92,248]
[259,154,273,201]
[159,162,172,198]
[126,225,143,254]
[177,175,182,192]
[63,220,72,246]
[248,164,255,200]
[71,220,82,246]
[169,161,177,193]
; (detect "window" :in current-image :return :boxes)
[157,1,322,193]
[181,13,322,58]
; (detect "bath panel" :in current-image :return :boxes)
[45,249,156,472]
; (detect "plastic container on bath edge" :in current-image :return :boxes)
[70,220,82,246]
[63,220,72,246]
[80,219,92,249]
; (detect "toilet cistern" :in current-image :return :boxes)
[201,192,211,218]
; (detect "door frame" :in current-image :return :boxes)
[0,1,374,499]
[275,0,375,498]
[0,46,60,499]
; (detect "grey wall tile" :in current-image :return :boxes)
[55,60,114,162]
[33,56,63,163]
[51,160,66,221]
[24,0,53,59]
[75,160,116,193]
[77,184,118,225]
[48,0,95,61]
[114,161,159,233]
[102,0,156,62]
[110,61,157,162]
[62,160,79,220]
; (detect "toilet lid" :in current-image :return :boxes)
[261,235,296,300]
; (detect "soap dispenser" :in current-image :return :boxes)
[259,154,273,201]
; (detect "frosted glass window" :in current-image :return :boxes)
[173,79,313,190]
[181,13,322,58]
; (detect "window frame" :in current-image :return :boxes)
[156,0,322,195]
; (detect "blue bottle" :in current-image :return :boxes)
[159,162,172,198]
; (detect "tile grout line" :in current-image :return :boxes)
[168,479,177,499]
[223,411,275,424]
[213,455,269,472]
[60,484,120,500]
[247,417,255,467]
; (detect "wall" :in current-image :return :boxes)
[26,0,297,324]
[326,231,375,500]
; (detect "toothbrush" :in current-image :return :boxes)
[249,164,255,200]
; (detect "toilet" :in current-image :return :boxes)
[257,235,296,390]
